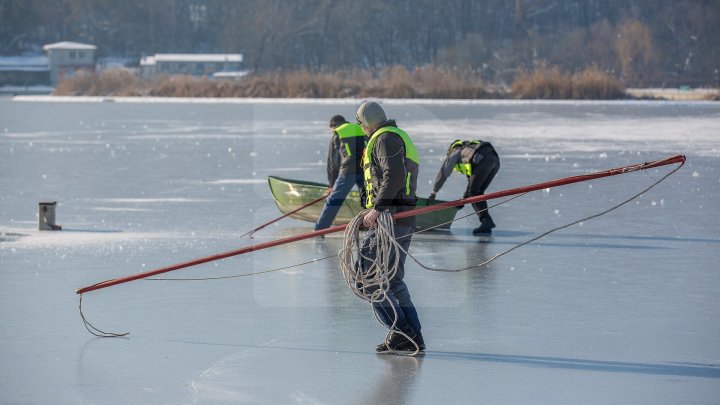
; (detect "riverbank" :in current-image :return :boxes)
[14,95,720,105]
[626,88,719,101]
[9,67,718,101]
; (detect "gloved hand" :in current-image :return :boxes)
[427,192,436,203]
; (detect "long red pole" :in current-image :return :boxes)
[76,154,684,295]
[395,154,685,220]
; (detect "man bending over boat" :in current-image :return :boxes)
[314,115,366,231]
[429,139,500,235]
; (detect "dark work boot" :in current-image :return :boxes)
[375,342,390,353]
[376,332,406,353]
[376,331,425,354]
[472,216,496,235]
[393,331,425,353]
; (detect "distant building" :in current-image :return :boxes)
[0,55,50,86]
[139,54,244,79]
[43,41,97,84]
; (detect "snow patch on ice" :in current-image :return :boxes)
[409,116,720,157]
[92,198,212,204]
[124,133,251,140]
[0,227,161,248]
[203,179,266,185]
[89,207,155,212]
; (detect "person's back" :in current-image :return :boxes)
[429,139,500,235]
[326,117,365,185]
[314,115,365,231]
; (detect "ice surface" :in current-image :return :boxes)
[1,98,719,404]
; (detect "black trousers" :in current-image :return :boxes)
[464,151,500,222]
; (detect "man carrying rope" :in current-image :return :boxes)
[354,101,425,354]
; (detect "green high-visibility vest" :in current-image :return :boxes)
[451,140,484,176]
[362,126,419,209]
[334,123,365,157]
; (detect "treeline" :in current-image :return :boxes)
[54,65,626,100]
[2,0,719,87]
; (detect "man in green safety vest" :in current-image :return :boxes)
[315,115,366,230]
[429,139,500,235]
[355,101,425,354]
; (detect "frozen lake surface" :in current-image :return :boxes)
[1,97,719,404]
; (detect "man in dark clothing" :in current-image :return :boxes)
[314,115,366,231]
[355,101,425,354]
[429,140,500,235]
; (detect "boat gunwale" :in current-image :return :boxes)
[268,175,457,231]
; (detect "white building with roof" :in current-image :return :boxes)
[139,54,244,79]
[43,41,97,84]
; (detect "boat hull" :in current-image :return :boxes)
[268,176,457,231]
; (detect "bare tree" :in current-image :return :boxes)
[616,19,660,86]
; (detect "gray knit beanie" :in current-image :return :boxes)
[356,101,387,132]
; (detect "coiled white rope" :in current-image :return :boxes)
[339,209,421,355]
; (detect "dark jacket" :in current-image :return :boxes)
[432,141,496,193]
[365,120,419,224]
[326,125,365,186]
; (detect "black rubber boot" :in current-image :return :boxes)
[473,216,496,235]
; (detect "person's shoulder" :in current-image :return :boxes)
[376,130,404,146]
[373,132,405,159]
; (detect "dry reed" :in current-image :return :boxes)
[511,64,625,99]
[56,65,628,99]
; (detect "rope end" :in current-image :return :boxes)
[78,294,130,338]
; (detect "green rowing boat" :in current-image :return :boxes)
[268,175,457,231]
